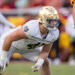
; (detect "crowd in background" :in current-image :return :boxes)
[0,0,75,65]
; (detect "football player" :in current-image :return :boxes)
[70,0,75,28]
[0,13,15,28]
[0,6,59,75]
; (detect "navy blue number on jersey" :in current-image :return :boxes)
[27,43,45,49]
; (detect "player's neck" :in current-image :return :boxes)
[39,24,49,35]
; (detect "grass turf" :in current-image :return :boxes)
[1,61,75,75]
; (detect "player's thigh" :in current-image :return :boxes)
[35,46,43,52]
[22,46,43,62]
[22,49,40,62]
[7,45,19,60]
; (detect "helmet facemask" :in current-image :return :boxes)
[45,18,59,31]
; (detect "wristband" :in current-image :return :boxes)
[0,50,8,58]
[35,58,44,67]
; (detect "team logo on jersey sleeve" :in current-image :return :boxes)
[24,26,29,32]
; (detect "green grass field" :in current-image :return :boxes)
[1,61,75,75]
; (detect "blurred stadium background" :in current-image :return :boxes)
[0,0,75,75]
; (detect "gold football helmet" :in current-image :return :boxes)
[38,6,59,31]
[70,0,75,6]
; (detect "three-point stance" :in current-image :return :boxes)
[0,6,59,75]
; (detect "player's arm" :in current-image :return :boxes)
[0,26,28,71]
[32,43,53,72]
[38,43,53,59]
[2,26,28,51]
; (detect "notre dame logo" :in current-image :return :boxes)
[24,26,29,32]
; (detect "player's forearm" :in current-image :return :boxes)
[38,52,49,59]
[38,43,53,59]
[2,36,12,51]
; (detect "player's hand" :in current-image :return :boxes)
[32,58,44,72]
[32,64,41,72]
[0,50,8,71]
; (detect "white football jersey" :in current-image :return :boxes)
[12,20,59,51]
